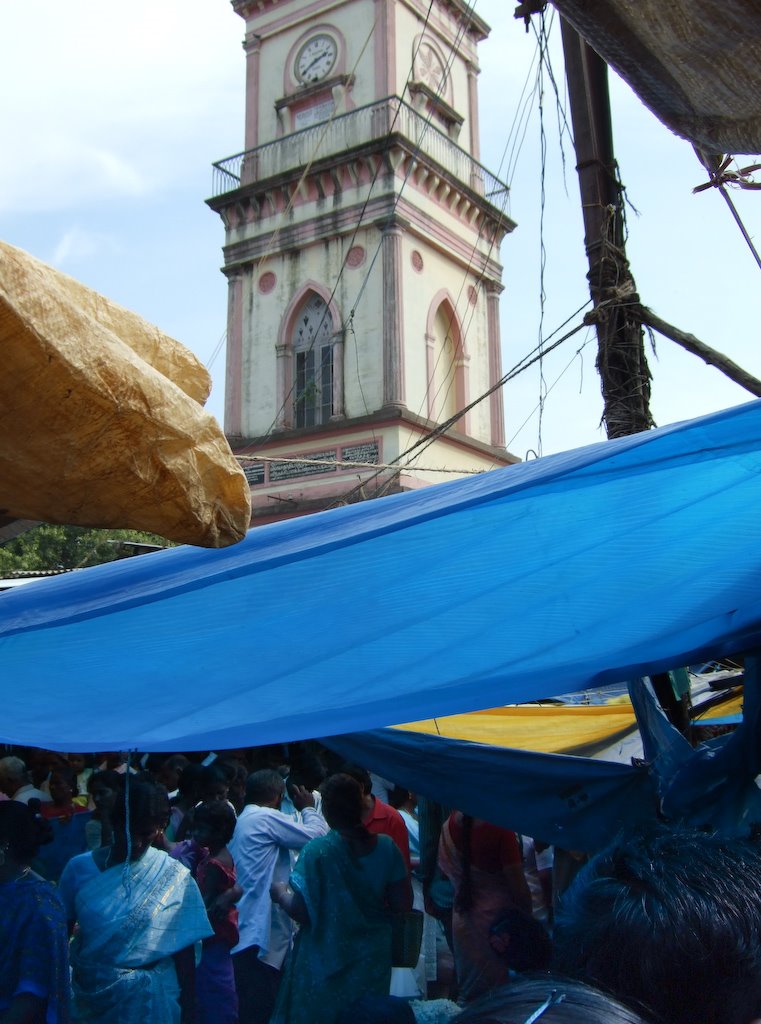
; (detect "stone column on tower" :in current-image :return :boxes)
[224,268,244,438]
[486,281,506,448]
[382,219,405,410]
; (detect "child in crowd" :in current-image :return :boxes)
[66,753,93,799]
[167,763,205,842]
[189,800,242,1024]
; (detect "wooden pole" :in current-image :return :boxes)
[637,305,761,397]
[560,19,653,439]
[556,18,702,733]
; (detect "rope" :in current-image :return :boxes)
[693,154,761,272]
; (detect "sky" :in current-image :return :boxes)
[3,1,760,461]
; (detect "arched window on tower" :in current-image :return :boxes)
[426,294,469,433]
[292,293,335,428]
[430,305,457,423]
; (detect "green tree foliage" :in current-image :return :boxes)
[0,524,172,573]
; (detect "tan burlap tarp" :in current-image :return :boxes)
[553,0,761,155]
[0,241,251,547]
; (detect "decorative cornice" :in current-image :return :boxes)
[233,0,281,18]
[399,0,491,44]
[232,0,490,40]
[217,191,505,284]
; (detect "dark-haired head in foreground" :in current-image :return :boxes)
[340,977,653,1024]
[191,799,236,853]
[244,768,285,808]
[321,773,365,831]
[454,976,653,1024]
[110,779,170,864]
[0,799,51,866]
[554,824,761,1024]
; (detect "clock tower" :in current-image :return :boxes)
[208,0,517,525]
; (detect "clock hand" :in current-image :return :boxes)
[303,47,332,74]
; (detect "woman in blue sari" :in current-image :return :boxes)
[270,773,412,1024]
[0,801,71,1024]
[58,779,212,1024]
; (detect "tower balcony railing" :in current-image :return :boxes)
[211,96,508,209]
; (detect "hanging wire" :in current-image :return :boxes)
[364,299,593,494]
[122,752,133,901]
[504,48,542,188]
[534,10,549,457]
[384,316,590,494]
[239,453,485,474]
[348,320,372,418]
[536,7,574,186]
[506,85,541,193]
[506,328,594,449]
[348,0,468,321]
[205,329,227,371]
[412,0,539,435]
[480,297,592,471]
[332,310,590,506]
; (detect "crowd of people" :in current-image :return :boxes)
[3,743,761,1024]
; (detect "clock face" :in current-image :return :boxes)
[295,34,338,85]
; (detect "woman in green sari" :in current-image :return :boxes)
[270,773,412,1024]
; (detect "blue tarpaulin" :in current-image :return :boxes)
[3,400,761,752]
[322,729,657,851]
[318,658,761,850]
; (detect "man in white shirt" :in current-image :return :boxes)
[0,756,52,804]
[229,767,328,1024]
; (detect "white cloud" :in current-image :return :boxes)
[51,226,118,269]
[1,0,244,212]
[0,133,149,214]
[86,148,147,197]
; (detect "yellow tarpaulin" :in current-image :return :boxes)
[0,241,251,547]
[396,692,743,757]
[693,692,744,723]
[396,704,638,756]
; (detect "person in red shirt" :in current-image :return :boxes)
[438,811,531,1001]
[339,765,411,874]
